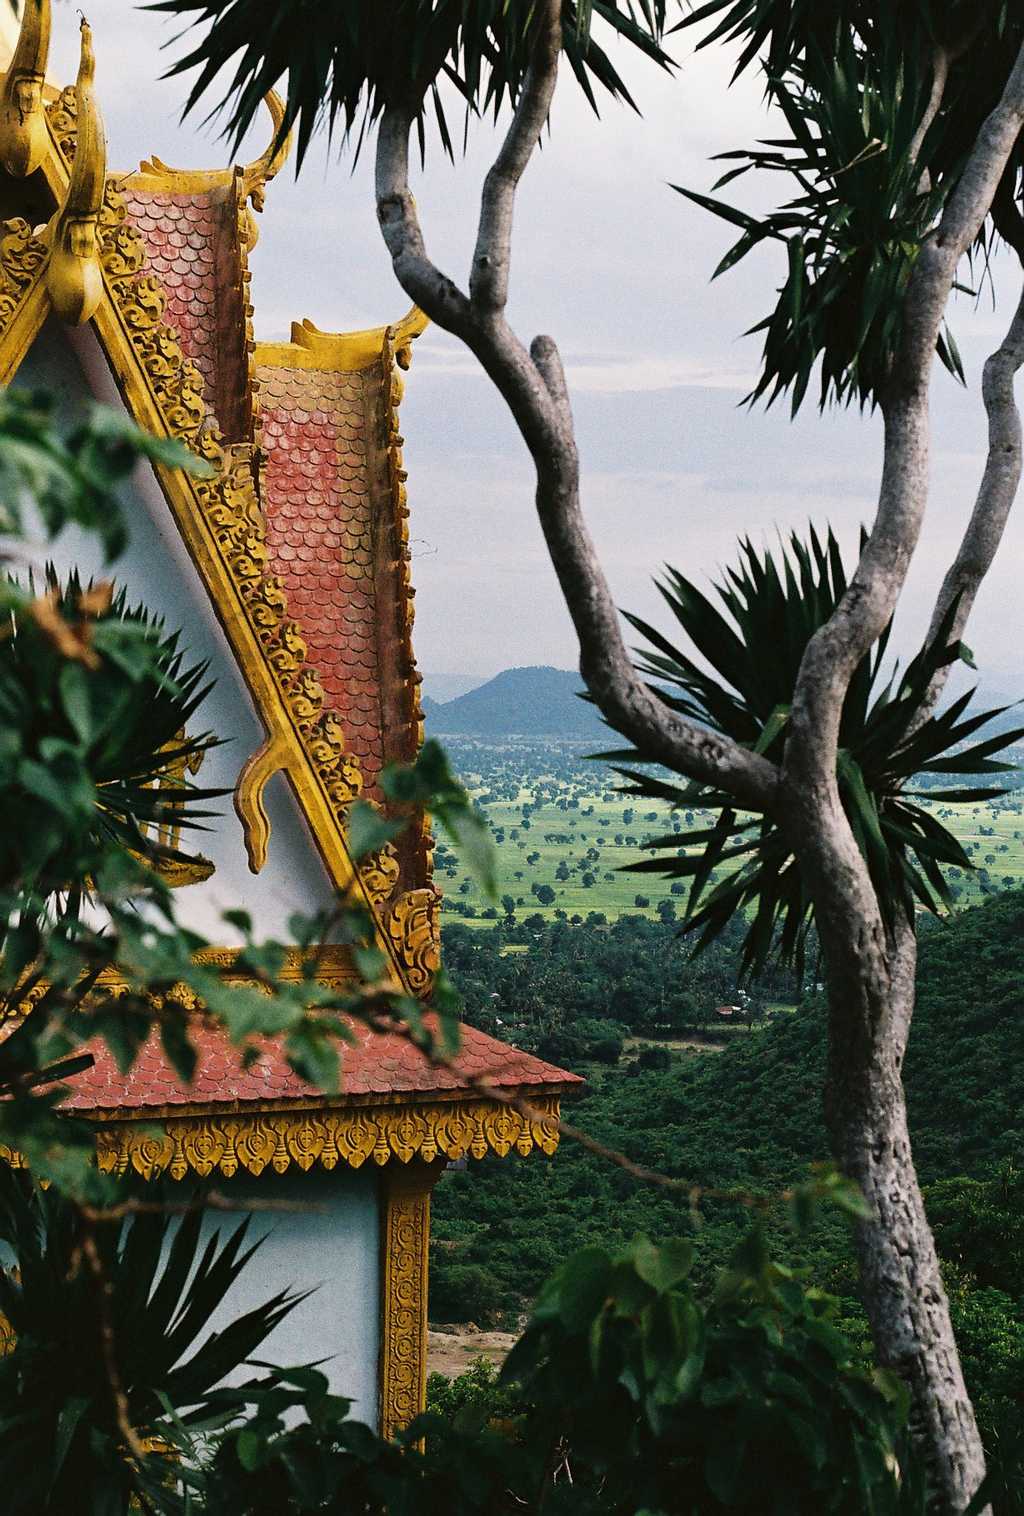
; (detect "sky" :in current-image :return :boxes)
[43,2,1024,695]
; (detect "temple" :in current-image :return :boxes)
[0,2,578,1433]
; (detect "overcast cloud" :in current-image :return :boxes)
[47,3,1023,692]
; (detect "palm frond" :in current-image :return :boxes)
[0,570,225,901]
[615,529,1020,975]
[150,0,674,169]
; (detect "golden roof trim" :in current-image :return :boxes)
[0,26,438,995]
[72,1095,563,1179]
[0,201,425,992]
[255,308,428,374]
[44,19,105,326]
[125,90,292,249]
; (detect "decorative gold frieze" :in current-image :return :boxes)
[87,1096,560,1182]
[131,90,292,253]
[5,57,430,992]
[2,943,358,1018]
[84,175,368,868]
[0,217,46,329]
[256,307,427,374]
[359,842,401,910]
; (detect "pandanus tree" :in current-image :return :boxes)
[0,570,221,913]
[158,0,1024,1508]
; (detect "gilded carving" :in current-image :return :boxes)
[84,174,366,855]
[44,21,106,326]
[383,888,442,994]
[44,82,77,160]
[91,1097,561,1181]
[359,841,400,910]
[380,323,434,890]
[0,0,52,177]
[132,91,292,254]
[16,64,432,985]
[0,218,46,328]
[379,1162,438,1438]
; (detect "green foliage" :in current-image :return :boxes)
[426,1356,522,1427]
[382,739,497,900]
[145,1231,922,1514]
[613,528,1021,972]
[0,392,479,1193]
[926,1169,1024,1299]
[677,4,1024,410]
[434,891,1024,1504]
[495,1231,922,1514]
[0,571,221,906]
[0,1172,299,1515]
[941,1273,1024,1512]
[0,389,208,563]
[675,37,950,410]
[154,0,672,168]
[429,1264,504,1327]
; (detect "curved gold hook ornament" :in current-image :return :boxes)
[241,89,291,209]
[234,732,289,873]
[135,90,292,250]
[45,17,105,325]
[240,90,291,248]
[0,0,52,177]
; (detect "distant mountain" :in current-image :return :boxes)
[420,672,485,703]
[422,661,1024,745]
[424,665,607,739]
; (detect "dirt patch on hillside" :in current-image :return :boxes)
[428,1324,517,1379]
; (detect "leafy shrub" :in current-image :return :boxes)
[0,1173,297,1515]
[429,1262,503,1326]
[638,1045,671,1071]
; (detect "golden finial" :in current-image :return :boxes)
[241,90,291,209]
[45,16,106,325]
[0,0,52,177]
[134,90,292,249]
[238,90,291,248]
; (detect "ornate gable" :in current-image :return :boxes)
[0,14,438,996]
[0,5,576,1158]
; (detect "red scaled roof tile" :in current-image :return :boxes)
[52,1017,581,1115]
[120,186,221,408]
[256,361,388,794]
[119,183,248,441]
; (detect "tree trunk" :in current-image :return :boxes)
[821,921,989,1514]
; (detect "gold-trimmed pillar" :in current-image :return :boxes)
[378,1158,445,1438]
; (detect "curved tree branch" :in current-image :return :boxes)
[786,37,1024,815]
[470,4,561,314]
[909,44,949,190]
[374,0,778,814]
[918,277,1024,722]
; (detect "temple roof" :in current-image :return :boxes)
[58,1018,583,1117]
[0,3,576,1138]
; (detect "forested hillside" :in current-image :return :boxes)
[435,892,1024,1305]
[432,893,1024,1495]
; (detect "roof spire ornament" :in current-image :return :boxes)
[242,91,291,207]
[0,0,52,177]
[45,16,106,325]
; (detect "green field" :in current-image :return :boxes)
[436,737,1024,926]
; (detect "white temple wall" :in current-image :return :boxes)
[190,1166,381,1427]
[12,319,337,939]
